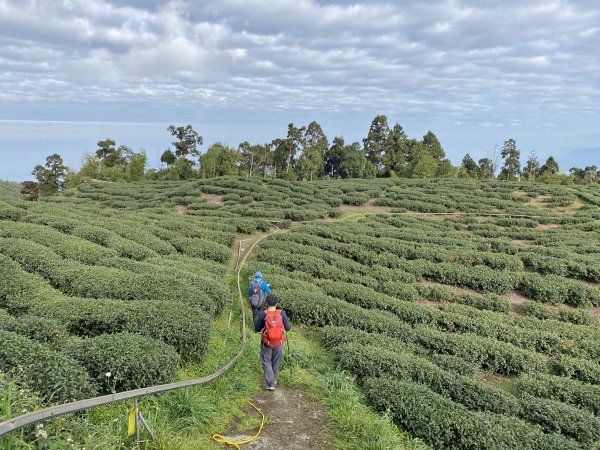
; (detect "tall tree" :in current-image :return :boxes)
[32,153,67,195]
[363,115,390,174]
[160,150,177,166]
[407,148,438,178]
[167,125,203,159]
[239,141,271,177]
[383,123,408,176]
[325,136,346,178]
[96,138,117,161]
[499,138,521,181]
[422,131,445,160]
[522,151,540,181]
[461,154,479,178]
[272,123,305,178]
[338,142,376,179]
[583,165,599,183]
[478,158,495,179]
[540,156,560,176]
[298,121,329,180]
[200,143,239,178]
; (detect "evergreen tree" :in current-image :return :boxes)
[478,158,494,179]
[422,131,445,160]
[298,121,328,180]
[540,156,560,175]
[31,153,67,196]
[363,115,390,174]
[461,154,479,178]
[383,123,407,176]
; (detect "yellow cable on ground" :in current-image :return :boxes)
[211,401,265,450]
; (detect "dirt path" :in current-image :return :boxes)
[219,226,333,449]
[220,386,333,450]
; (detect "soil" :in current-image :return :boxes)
[512,239,535,245]
[418,299,450,308]
[537,223,560,230]
[201,192,225,204]
[338,198,392,214]
[419,280,484,298]
[474,371,513,389]
[219,386,333,450]
[507,290,529,306]
[529,195,551,205]
[175,204,188,214]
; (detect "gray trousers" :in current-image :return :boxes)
[260,342,283,388]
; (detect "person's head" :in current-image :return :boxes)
[255,271,262,279]
[266,294,279,308]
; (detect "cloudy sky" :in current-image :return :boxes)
[1,0,599,180]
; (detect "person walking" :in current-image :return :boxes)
[254,294,291,391]
[247,271,271,325]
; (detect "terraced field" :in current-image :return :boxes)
[1,177,600,448]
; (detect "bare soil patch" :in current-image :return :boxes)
[402,211,464,220]
[418,299,451,308]
[474,371,513,390]
[338,198,392,214]
[537,224,560,230]
[220,386,333,450]
[512,239,535,245]
[553,204,583,213]
[201,192,225,205]
[507,290,529,306]
[175,204,188,215]
[420,280,484,298]
[529,195,551,205]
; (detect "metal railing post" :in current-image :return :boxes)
[134,398,140,450]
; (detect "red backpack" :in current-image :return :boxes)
[261,310,286,348]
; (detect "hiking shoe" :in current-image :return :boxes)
[266,385,275,391]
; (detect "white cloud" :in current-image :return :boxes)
[0,0,598,174]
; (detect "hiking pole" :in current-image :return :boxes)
[285,331,291,369]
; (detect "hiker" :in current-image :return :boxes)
[255,294,291,391]
[247,270,271,324]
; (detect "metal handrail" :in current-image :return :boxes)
[0,231,274,437]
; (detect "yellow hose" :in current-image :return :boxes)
[211,401,265,449]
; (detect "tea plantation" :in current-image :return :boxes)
[1,177,600,448]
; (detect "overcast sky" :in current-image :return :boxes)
[1,0,599,180]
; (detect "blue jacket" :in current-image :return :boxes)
[247,278,271,302]
[254,309,291,333]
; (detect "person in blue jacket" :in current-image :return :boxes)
[247,271,271,324]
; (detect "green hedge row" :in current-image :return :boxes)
[0,330,96,402]
[29,298,211,361]
[415,283,511,313]
[278,289,546,375]
[521,301,596,326]
[66,333,179,393]
[321,325,476,376]
[0,311,70,347]
[519,273,599,307]
[515,373,600,416]
[334,343,600,444]
[0,238,227,314]
[365,377,580,450]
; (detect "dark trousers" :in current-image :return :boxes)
[260,342,283,388]
[251,305,262,325]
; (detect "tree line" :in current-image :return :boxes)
[21,116,600,199]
